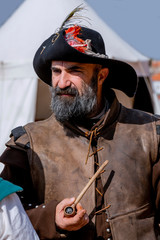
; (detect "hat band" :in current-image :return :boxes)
[65,25,109,59]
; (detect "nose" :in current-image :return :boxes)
[58,71,71,89]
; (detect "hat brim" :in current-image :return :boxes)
[33,31,138,97]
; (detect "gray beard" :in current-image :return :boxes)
[50,80,97,123]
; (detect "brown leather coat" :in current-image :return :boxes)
[1,93,160,239]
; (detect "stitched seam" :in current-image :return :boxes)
[152,116,159,163]
[108,202,151,220]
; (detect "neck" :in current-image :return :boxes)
[72,99,108,130]
[91,100,108,120]
[88,95,106,119]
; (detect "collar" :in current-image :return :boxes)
[90,98,109,122]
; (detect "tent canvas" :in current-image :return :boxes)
[0,0,158,156]
[0,0,149,70]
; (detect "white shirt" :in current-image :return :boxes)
[0,193,39,240]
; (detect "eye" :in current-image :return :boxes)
[68,68,83,76]
[71,69,81,73]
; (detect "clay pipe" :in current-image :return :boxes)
[64,160,109,217]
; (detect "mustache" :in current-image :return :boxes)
[53,86,78,96]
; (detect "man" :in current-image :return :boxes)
[0,177,39,239]
[1,19,160,240]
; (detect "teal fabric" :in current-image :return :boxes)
[0,177,23,201]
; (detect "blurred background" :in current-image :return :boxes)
[0,0,160,158]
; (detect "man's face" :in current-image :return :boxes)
[50,61,102,122]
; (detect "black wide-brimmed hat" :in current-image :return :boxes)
[33,25,138,97]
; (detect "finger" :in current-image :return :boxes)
[83,213,89,223]
[71,209,86,223]
[58,209,89,231]
[62,212,88,230]
[76,206,86,218]
[57,197,75,211]
[76,202,83,211]
[67,212,89,230]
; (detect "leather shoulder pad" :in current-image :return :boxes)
[154,114,160,119]
[10,126,26,141]
[6,126,30,150]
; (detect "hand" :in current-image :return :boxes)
[55,197,89,231]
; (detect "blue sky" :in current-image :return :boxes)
[0,0,160,60]
[86,0,160,60]
[0,0,23,26]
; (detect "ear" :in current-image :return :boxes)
[98,68,109,85]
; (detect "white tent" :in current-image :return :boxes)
[0,0,158,156]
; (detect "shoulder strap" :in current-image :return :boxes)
[6,126,30,150]
[10,126,26,141]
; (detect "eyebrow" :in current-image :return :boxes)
[51,65,85,71]
[67,65,84,71]
[51,66,60,71]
